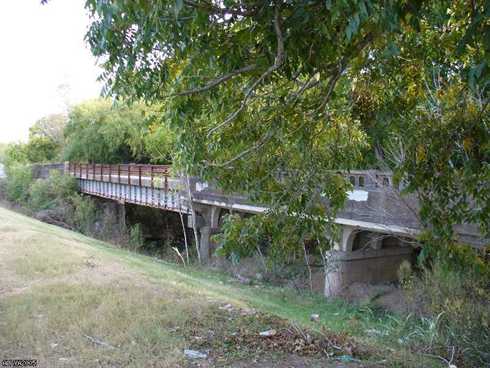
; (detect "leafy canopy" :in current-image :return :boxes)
[2,114,67,167]
[84,1,489,246]
[63,98,174,164]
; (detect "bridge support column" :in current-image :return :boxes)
[118,201,126,231]
[338,225,357,251]
[194,205,221,264]
[199,226,211,263]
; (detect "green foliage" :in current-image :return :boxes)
[215,212,336,266]
[4,164,33,204]
[0,143,7,163]
[2,143,29,168]
[25,113,67,162]
[405,244,490,366]
[128,223,144,251]
[215,214,269,261]
[28,171,77,212]
[144,122,176,164]
[69,194,97,235]
[63,98,174,164]
[24,137,60,163]
[349,7,490,240]
[29,113,66,145]
[2,114,66,168]
[85,0,490,251]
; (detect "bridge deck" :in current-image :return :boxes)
[66,163,486,247]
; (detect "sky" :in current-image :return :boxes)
[0,0,103,143]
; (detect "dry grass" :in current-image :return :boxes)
[0,207,343,367]
[0,206,439,367]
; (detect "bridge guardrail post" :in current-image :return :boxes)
[150,166,154,206]
[164,170,169,209]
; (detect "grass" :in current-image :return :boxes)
[0,206,442,367]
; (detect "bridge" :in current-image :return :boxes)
[33,162,488,296]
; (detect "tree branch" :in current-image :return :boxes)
[289,74,320,105]
[317,67,343,111]
[318,32,374,112]
[171,64,257,97]
[206,132,271,168]
[183,0,258,17]
[207,5,285,137]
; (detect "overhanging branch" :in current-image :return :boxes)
[207,5,285,137]
[171,64,257,97]
[206,132,271,168]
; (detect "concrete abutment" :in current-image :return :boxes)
[324,228,414,297]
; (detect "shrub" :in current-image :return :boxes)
[405,243,490,366]
[4,164,33,204]
[128,223,144,251]
[28,171,77,211]
[70,194,97,235]
[214,214,266,260]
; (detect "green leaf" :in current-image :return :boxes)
[174,0,184,17]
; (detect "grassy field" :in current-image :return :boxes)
[0,206,441,368]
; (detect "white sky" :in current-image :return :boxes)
[0,0,103,143]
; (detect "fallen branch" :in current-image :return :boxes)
[83,334,117,349]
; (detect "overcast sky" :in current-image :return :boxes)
[0,0,103,143]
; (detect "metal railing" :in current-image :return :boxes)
[68,162,172,188]
[67,163,187,212]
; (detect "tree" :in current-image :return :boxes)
[63,98,174,164]
[2,143,29,168]
[1,114,68,167]
[29,113,67,145]
[84,1,489,247]
[0,143,7,163]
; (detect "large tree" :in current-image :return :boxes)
[63,98,174,164]
[1,113,67,167]
[84,1,489,246]
[29,113,67,145]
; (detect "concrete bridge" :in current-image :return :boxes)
[36,162,488,296]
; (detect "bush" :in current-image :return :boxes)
[405,243,490,366]
[4,164,33,204]
[70,194,97,235]
[128,223,144,251]
[28,171,77,211]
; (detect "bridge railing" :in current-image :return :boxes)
[345,170,394,189]
[67,162,188,212]
[68,162,173,189]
